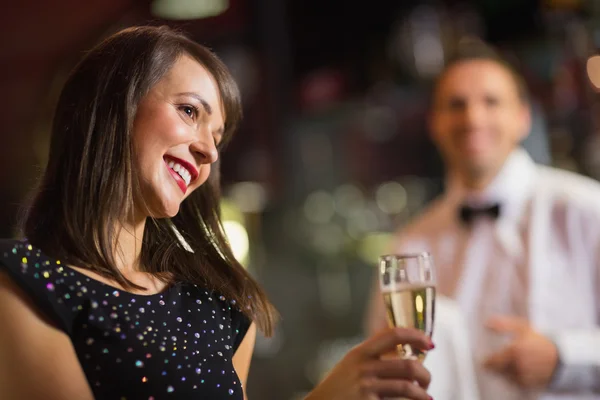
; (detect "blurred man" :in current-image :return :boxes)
[367,42,600,400]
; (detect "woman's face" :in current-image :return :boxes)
[132,54,225,218]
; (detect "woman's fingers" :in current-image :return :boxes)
[361,358,431,389]
[359,377,431,400]
[359,327,433,358]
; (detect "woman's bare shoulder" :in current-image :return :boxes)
[0,271,94,400]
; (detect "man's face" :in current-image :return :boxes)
[430,59,531,184]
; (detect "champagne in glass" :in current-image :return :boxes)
[379,253,436,361]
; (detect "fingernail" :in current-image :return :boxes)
[429,397,434,400]
[428,340,435,350]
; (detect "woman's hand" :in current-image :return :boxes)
[306,327,433,400]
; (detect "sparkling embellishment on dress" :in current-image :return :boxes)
[0,240,250,399]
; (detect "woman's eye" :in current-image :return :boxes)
[180,105,197,119]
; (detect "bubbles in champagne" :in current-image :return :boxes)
[382,284,436,361]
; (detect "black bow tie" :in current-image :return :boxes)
[458,203,501,225]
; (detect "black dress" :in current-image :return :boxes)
[0,239,251,400]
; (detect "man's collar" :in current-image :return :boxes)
[444,148,537,223]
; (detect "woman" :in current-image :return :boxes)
[0,26,433,399]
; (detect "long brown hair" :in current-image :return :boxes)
[22,25,277,336]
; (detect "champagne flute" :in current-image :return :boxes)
[379,253,436,362]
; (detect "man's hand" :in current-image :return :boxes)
[483,316,559,388]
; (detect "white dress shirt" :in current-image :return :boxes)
[382,149,600,400]
[424,297,481,399]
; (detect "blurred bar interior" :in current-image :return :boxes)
[2,0,600,398]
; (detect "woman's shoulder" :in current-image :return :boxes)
[0,238,79,333]
[0,238,61,280]
[0,257,95,400]
[0,238,57,281]
[0,238,34,256]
